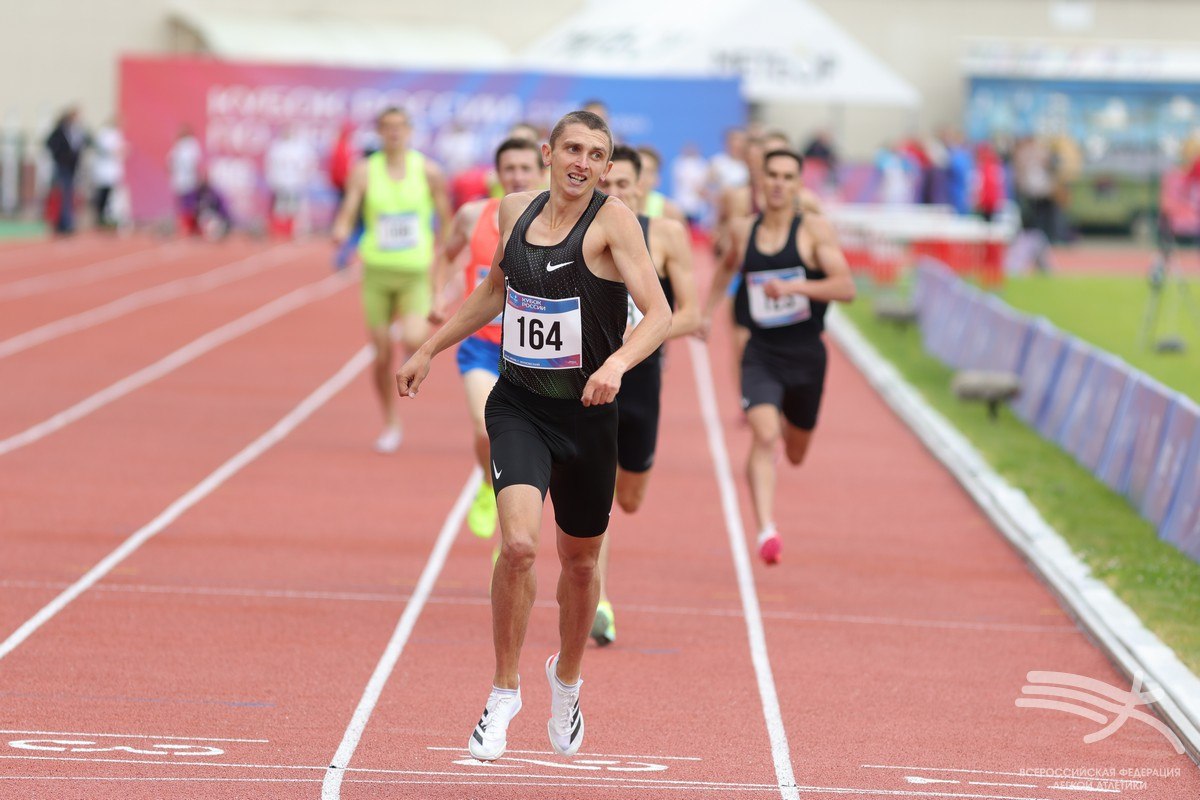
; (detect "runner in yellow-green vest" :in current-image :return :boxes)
[634,146,687,224]
[333,106,451,453]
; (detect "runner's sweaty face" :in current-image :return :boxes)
[543,124,612,200]
[377,112,411,153]
[496,149,543,195]
[762,154,800,212]
[599,160,641,213]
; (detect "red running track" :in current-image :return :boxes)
[0,237,1195,799]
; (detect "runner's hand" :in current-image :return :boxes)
[427,301,447,326]
[695,314,712,341]
[581,361,623,407]
[764,279,787,299]
[396,353,431,399]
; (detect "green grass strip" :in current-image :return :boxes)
[843,297,1200,674]
[1001,273,1200,402]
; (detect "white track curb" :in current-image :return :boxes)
[827,306,1200,760]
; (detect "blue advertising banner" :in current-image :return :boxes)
[1161,426,1200,559]
[1143,399,1200,528]
[1013,319,1068,426]
[976,300,1033,374]
[122,57,744,224]
[1098,377,1176,500]
[1038,338,1094,441]
[1059,354,1131,471]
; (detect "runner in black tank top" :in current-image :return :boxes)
[498,189,628,400]
[592,145,701,646]
[393,112,670,762]
[702,149,855,567]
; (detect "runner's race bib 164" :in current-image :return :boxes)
[377,212,419,251]
[502,285,582,369]
[747,268,810,328]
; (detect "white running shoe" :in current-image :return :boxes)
[373,425,402,454]
[545,653,584,756]
[467,686,522,761]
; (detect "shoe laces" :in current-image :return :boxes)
[483,692,517,736]
[552,679,580,732]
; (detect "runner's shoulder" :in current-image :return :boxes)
[648,215,688,246]
[499,191,540,223]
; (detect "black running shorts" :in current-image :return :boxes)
[485,377,618,538]
[740,337,827,431]
[616,355,662,474]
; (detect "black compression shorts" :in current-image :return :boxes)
[616,354,662,474]
[740,337,827,431]
[485,377,618,538]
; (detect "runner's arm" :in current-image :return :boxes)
[581,201,671,407]
[765,216,855,303]
[332,160,368,244]
[658,219,700,339]
[397,195,524,397]
[426,159,453,252]
[429,203,477,321]
[701,216,748,331]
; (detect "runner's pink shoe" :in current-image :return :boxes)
[757,527,782,565]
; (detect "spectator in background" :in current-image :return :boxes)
[709,127,750,195]
[90,116,126,229]
[671,143,710,227]
[943,128,975,216]
[180,168,233,240]
[974,142,1006,222]
[875,142,915,206]
[44,105,89,235]
[168,125,203,233]
[802,129,838,186]
[264,125,316,238]
[329,121,357,206]
[1013,135,1056,270]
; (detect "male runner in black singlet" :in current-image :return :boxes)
[703,150,854,565]
[591,144,699,646]
[396,111,670,761]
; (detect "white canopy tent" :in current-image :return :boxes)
[169,7,513,71]
[519,0,919,107]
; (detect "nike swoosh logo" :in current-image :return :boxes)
[492,461,503,480]
[546,261,573,272]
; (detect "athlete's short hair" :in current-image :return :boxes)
[763,130,791,149]
[549,111,613,158]
[494,137,544,171]
[609,145,642,177]
[635,145,662,169]
[764,149,804,172]
[376,106,409,126]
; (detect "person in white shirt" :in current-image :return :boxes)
[264,126,316,237]
[670,143,710,225]
[91,118,126,229]
[709,128,750,195]
[168,125,203,232]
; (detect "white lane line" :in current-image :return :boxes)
[426,746,703,761]
[687,339,799,800]
[0,270,350,456]
[320,467,481,800]
[0,345,372,662]
[862,764,1124,783]
[0,729,267,743]
[0,580,1080,634]
[0,244,293,359]
[0,757,1081,797]
[0,243,184,300]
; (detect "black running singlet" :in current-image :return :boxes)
[734,214,827,347]
[498,190,628,399]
